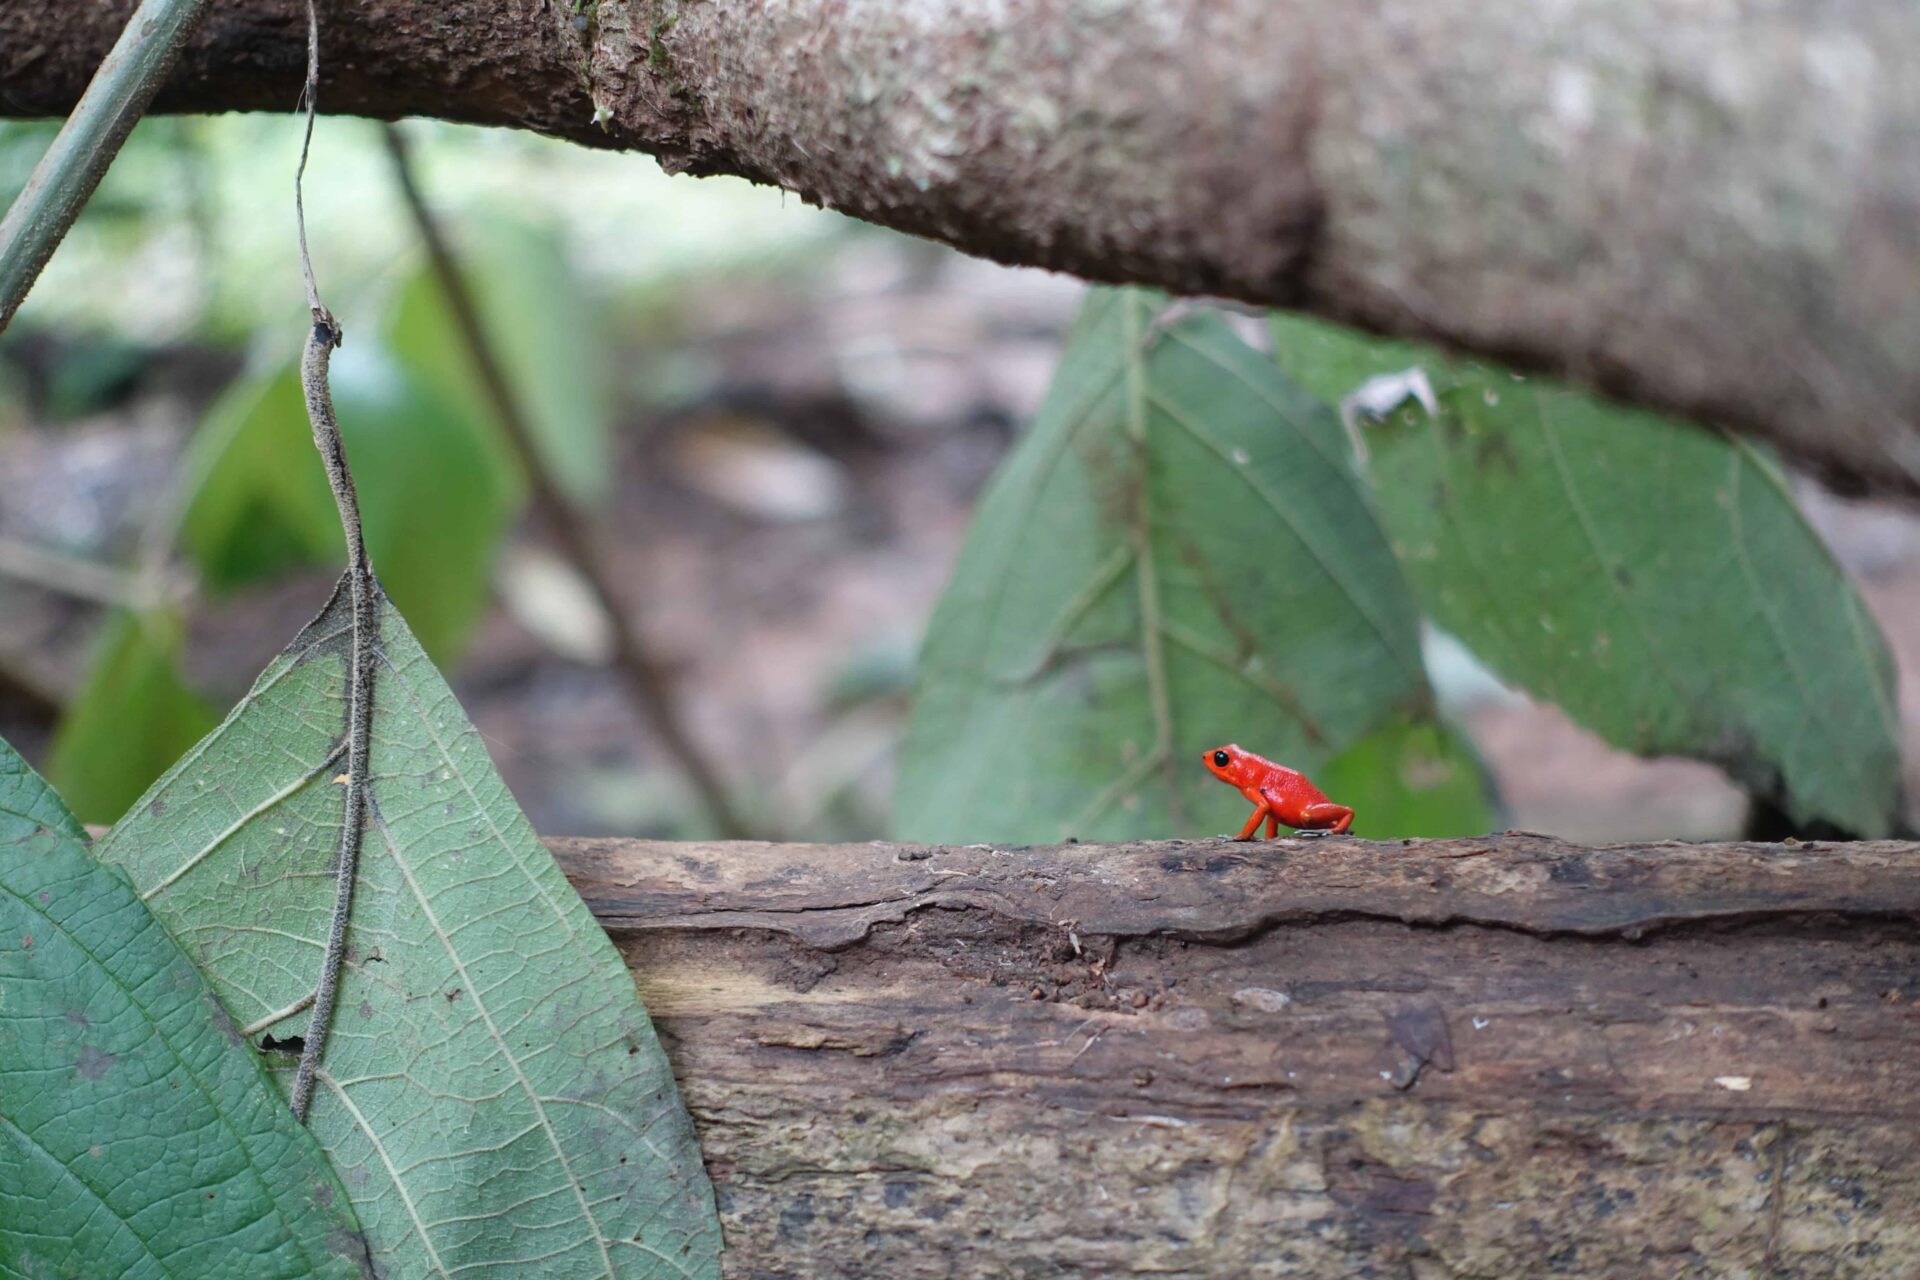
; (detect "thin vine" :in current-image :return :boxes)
[287,0,377,1125]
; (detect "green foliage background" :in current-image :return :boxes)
[0,115,1903,840]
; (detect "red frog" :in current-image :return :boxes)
[1202,744,1354,839]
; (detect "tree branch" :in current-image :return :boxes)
[552,831,1920,1277]
[4,1,1919,498]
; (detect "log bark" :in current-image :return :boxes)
[549,832,1920,1278]
[5,2,1920,498]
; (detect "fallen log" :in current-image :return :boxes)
[548,833,1920,1278]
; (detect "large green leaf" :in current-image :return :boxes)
[47,609,220,825]
[95,580,721,1280]
[0,738,368,1279]
[178,343,519,663]
[1271,313,1902,836]
[896,290,1433,843]
[387,217,614,510]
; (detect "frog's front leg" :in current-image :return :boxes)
[1232,798,1272,841]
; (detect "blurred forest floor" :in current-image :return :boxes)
[3,120,1918,843]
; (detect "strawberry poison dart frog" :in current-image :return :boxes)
[1202,744,1354,839]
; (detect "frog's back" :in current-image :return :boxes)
[1260,763,1330,810]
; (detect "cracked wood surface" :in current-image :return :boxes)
[552,833,1920,1277]
[5,1,1920,497]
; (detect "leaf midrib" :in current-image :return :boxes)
[368,803,630,1280]
[319,1074,452,1279]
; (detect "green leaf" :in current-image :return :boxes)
[1272,312,1902,836]
[1314,716,1496,839]
[387,217,614,509]
[0,737,369,1280]
[0,736,85,845]
[178,343,519,664]
[896,289,1431,843]
[176,369,342,590]
[47,609,220,825]
[95,579,722,1280]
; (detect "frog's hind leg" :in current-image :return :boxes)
[1299,802,1353,835]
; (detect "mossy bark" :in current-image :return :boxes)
[552,833,1920,1277]
[6,1,1920,497]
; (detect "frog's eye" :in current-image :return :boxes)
[1212,750,1231,768]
